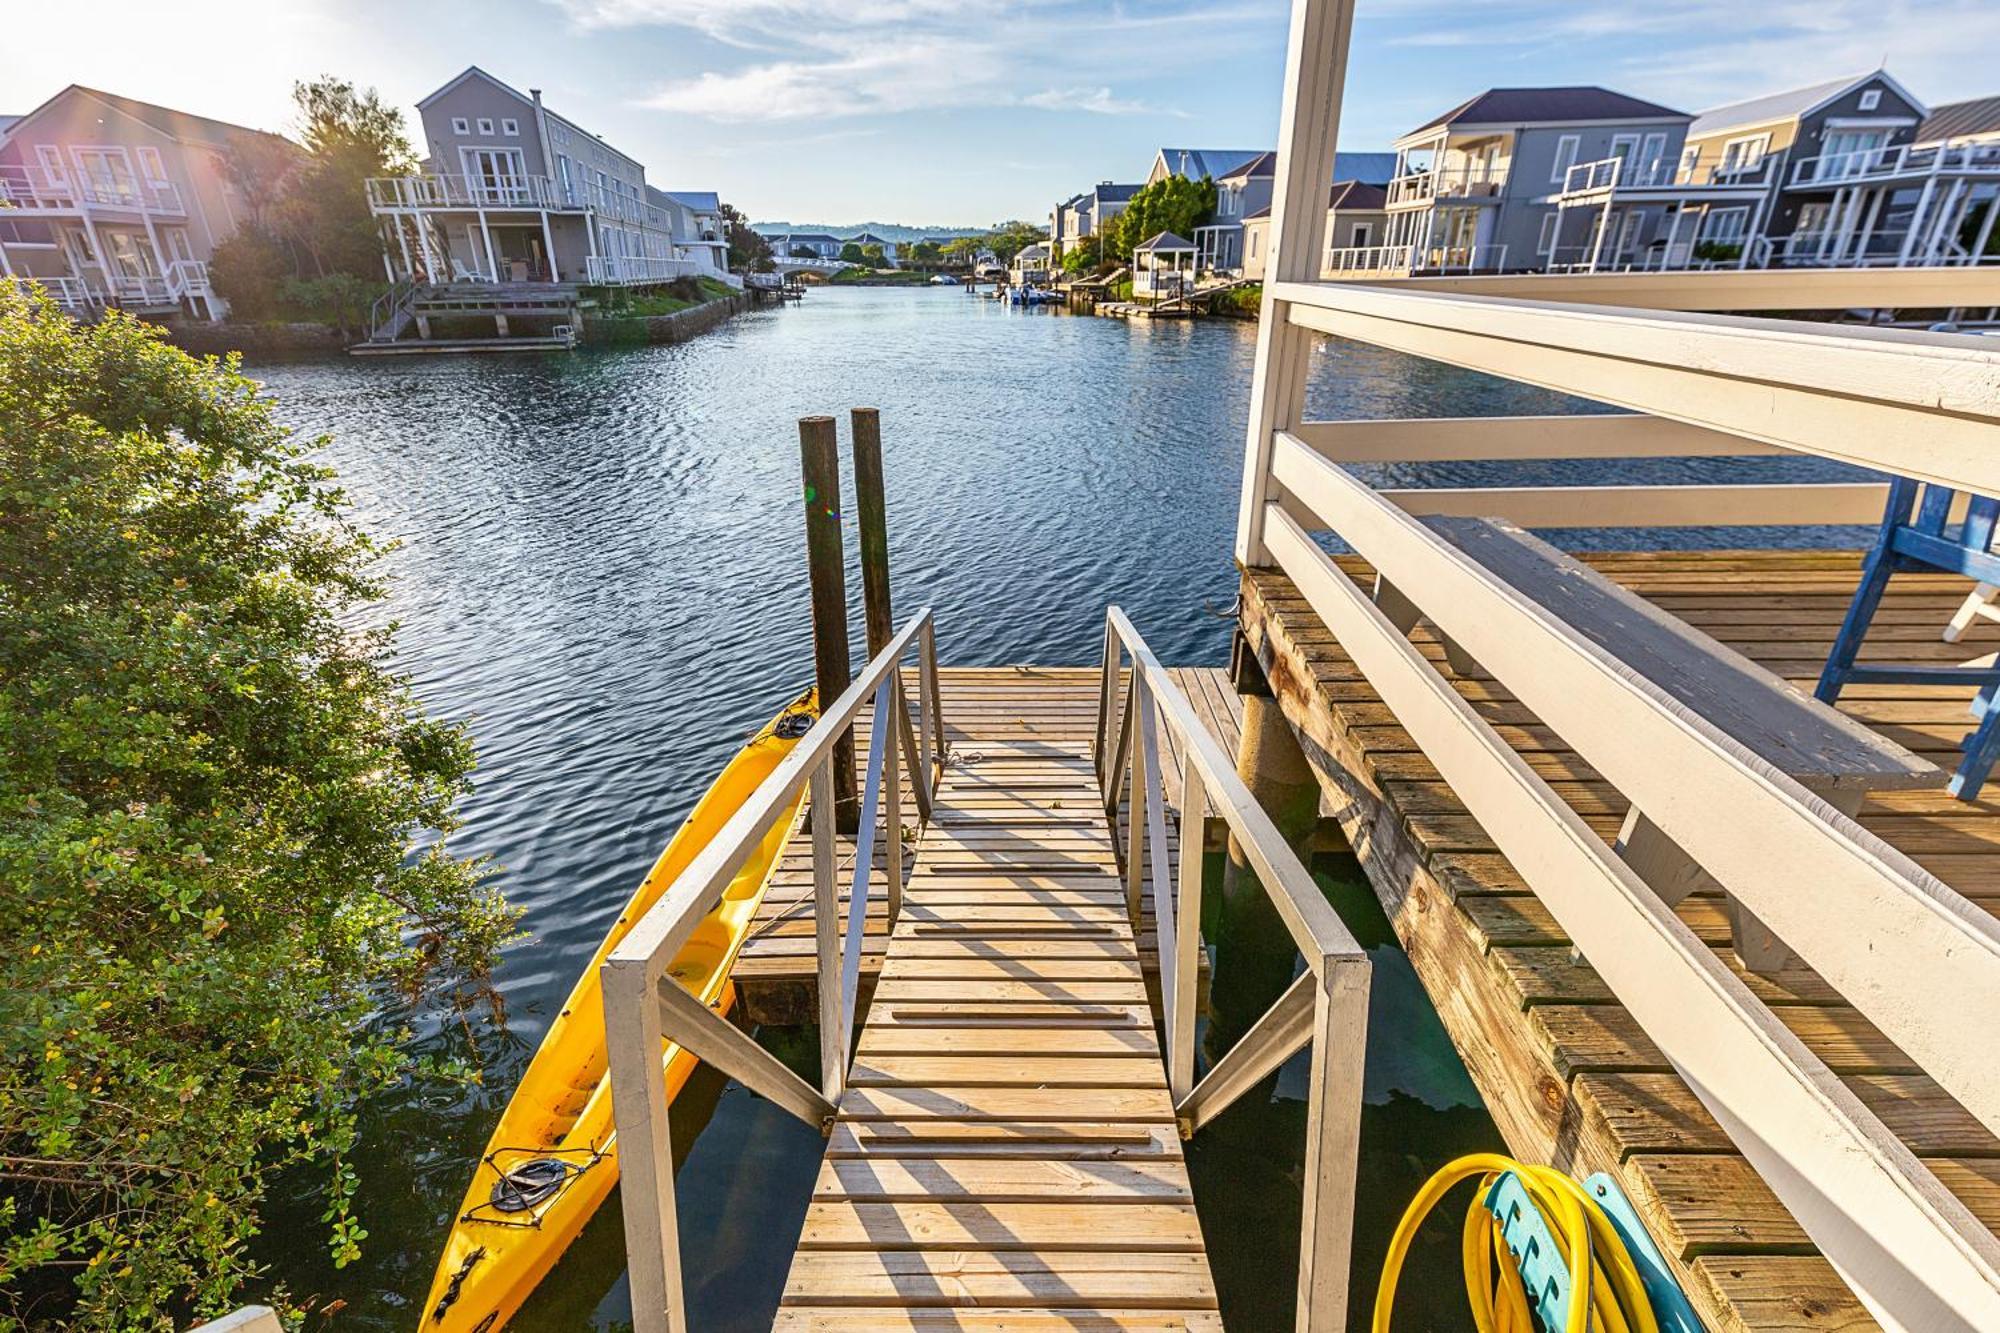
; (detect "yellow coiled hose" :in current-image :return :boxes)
[1373,1154,1661,1333]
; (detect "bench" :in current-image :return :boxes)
[1375,516,1941,974]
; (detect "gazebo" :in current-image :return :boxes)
[1132,231,1196,299]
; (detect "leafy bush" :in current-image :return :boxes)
[278,274,375,337]
[0,289,516,1328]
[207,227,294,322]
[1693,240,1743,263]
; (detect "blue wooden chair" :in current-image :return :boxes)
[1817,478,2000,800]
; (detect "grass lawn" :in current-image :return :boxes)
[603,275,738,316]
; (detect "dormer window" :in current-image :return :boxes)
[501,118,519,135]
[1858,89,1882,111]
[451,117,469,134]
[477,118,495,134]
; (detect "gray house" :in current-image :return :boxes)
[1384,86,1689,273]
[1196,150,1397,274]
[366,66,726,286]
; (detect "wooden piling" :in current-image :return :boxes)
[799,414,859,832]
[850,408,894,656]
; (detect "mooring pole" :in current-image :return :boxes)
[850,407,931,824]
[850,407,894,656]
[800,414,859,832]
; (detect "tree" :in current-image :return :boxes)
[208,227,295,322]
[0,289,517,1328]
[860,243,885,265]
[984,220,1046,265]
[907,240,942,268]
[720,203,772,272]
[1103,175,1216,262]
[839,241,866,264]
[279,77,416,279]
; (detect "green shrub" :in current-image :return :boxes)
[0,289,516,1328]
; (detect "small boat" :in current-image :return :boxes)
[928,274,959,286]
[420,690,817,1332]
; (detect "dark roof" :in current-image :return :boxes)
[1134,230,1194,251]
[1215,151,1397,185]
[1413,86,1685,135]
[1329,180,1387,210]
[781,232,843,245]
[1921,94,2000,143]
[1244,206,1271,221]
[16,85,291,150]
[1218,150,1278,181]
[1094,182,1141,204]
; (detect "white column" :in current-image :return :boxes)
[1234,0,1358,567]
[475,207,497,281]
[413,213,439,283]
[1928,180,1969,263]
[1899,175,1939,264]
[538,210,558,281]
[1851,190,1888,265]
[392,215,414,279]
[1972,193,2000,266]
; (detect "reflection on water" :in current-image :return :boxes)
[244,288,1847,1327]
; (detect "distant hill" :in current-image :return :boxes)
[751,221,991,243]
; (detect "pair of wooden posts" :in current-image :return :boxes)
[798,407,898,835]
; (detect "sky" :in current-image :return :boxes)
[4,0,1996,226]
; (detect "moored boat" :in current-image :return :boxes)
[420,690,816,1332]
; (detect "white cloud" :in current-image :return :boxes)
[556,0,1258,123]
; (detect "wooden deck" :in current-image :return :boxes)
[772,672,1221,1329]
[737,667,1249,1023]
[1239,548,2000,1333]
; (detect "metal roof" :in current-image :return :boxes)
[664,190,721,212]
[1215,150,1397,185]
[1920,94,2000,143]
[1154,148,1266,180]
[1688,71,1921,138]
[1411,86,1685,136]
[1134,231,1195,251]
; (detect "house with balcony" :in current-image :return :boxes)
[658,189,730,278]
[1679,70,1973,267]
[366,67,723,288]
[1196,150,1396,276]
[1242,179,1388,280]
[1383,86,1689,274]
[773,232,843,260]
[0,85,288,321]
[846,231,900,263]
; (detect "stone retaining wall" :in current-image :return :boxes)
[581,293,749,346]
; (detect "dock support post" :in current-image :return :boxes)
[850,405,924,892]
[800,415,859,832]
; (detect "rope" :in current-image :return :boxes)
[1374,1154,1660,1333]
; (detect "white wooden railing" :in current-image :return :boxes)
[603,611,942,1333]
[0,164,183,212]
[1095,608,1370,1331]
[7,275,100,311]
[1243,3,2000,1327]
[368,173,671,229]
[584,254,702,284]
[1560,155,1778,194]
[1324,243,1415,274]
[1386,164,1509,207]
[1792,139,2000,187]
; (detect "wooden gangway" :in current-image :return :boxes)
[599,609,1370,1332]
[776,697,1218,1326]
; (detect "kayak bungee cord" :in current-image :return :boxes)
[1374,1154,1661,1333]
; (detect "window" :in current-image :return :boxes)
[1538,211,1560,257]
[501,118,519,135]
[1639,133,1667,180]
[136,146,169,185]
[1719,134,1770,176]
[1702,207,1748,243]
[452,117,470,134]
[1609,133,1640,164]
[1350,222,1372,248]
[1858,89,1882,112]
[1681,145,1700,175]
[1248,230,1259,259]
[476,117,495,134]
[1551,134,1580,183]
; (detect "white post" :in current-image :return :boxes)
[1236,0,1358,567]
[392,216,414,280]
[1124,679,1148,928]
[539,210,559,282]
[414,213,439,284]
[603,955,685,1333]
[1171,755,1205,1102]
[813,758,843,1101]
[1973,195,2000,266]
[1852,190,1888,265]
[1899,175,1939,264]
[1295,957,1370,1332]
[476,207,498,281]
[885,673,904,926]
[1927,180,1968,264]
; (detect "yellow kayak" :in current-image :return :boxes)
[421,690,816,1332]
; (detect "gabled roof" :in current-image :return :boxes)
[664,190,720,212]
[1410,86,1685,137]
[1154,148,1266,181]
[1918,94,2000,144]
[417,66,534,112]
[1015,243,1050,260]
[1689,71,1925,139]
[1134,230,1195,251]
[780,232,842,245]
[847,231,896,245]
[6,85,290,151]
[1217,150,1398,186]
[1093,182,1141,204]
[1329,180,1388,210]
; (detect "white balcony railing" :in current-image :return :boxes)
[167,259,212,297]
[1414,242,1507,273]
[1560,156,1779,196]
[7,275,102,311]
[1791,139,2000,188]
[1324,243,1416,275]
[0,164,184,213]
[368,173,674,230]
[1386,164,1509,207]
[584,254,702,284]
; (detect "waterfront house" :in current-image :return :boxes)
[1675,71,1969,267]
[775,231,843,260]
[1384,86,1689,274]
[1050,190,1088,257]
[1197,150,1398,276]
[1010,242,1050,285]
[1146,147,1268,187]
[659,190,730,276]
[0,85,288,320]
[1242,179,1387,280]
[846,231,900,263]
[365,66,719,287]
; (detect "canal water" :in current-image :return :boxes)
[248,287,1862,1329]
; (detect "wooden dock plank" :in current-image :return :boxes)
[1239,549,2000,1333]
[778,691,1218,1325]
